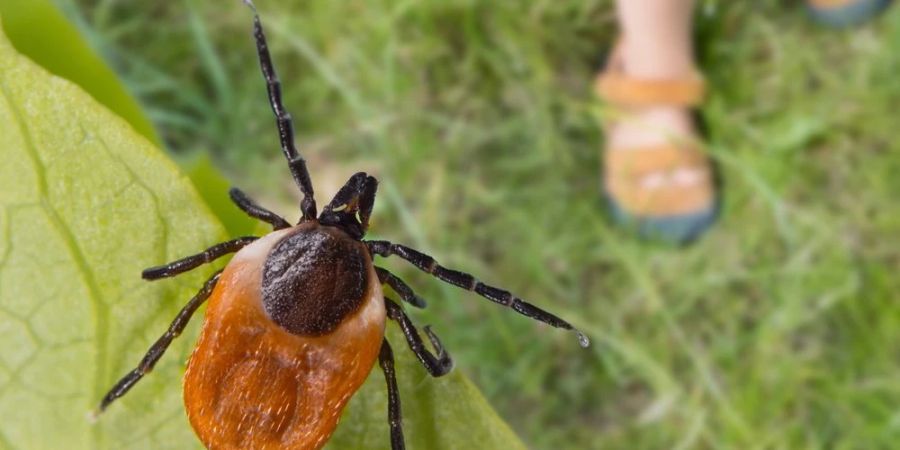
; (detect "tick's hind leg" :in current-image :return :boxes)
[229,187,291,230]
[378,339,405,450]
[375,266,426,308]
[95,270,221,415]
[142,237,257,280]
[385,299,453,377]
[366,240,590,348]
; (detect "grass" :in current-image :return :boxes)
[57,0,899,448]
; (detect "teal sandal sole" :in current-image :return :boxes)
[605,193,720,245]
[808,0,891,27]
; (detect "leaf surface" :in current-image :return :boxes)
[0,24,225,449]
[327,326,527,450]
[0,23,525,450]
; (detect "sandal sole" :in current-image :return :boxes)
[808,0,891,27]
[605,193,720,245]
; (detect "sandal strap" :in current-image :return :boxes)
[595,73,706,107]
[595,40,706,107]
[604,144,708,178]
[604,145,713,215]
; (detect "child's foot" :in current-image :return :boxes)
[596,41,717,243]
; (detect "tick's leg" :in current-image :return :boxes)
[95,270,221,415]
[229,187,291,230]
[385,298,452,377]
[142,237,257,280]
[243,1,317,221]
[366,240,590,348]
[375,266,426,308]
[378,339,405,450]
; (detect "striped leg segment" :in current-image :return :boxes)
[142,237,257,280]
[366,240,590,348]
[96,270,222,414]
[385,298,452,377]
[378,339,405,450]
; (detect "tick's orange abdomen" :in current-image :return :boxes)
[183,228,386,450]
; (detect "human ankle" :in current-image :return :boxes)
[621,37,696,80]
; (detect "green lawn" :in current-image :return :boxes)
[58,0,900,448]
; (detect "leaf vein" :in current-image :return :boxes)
[0,82,110,440]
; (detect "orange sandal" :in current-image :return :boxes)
[595,43,718,243]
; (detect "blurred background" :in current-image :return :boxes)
[22,0,900,447]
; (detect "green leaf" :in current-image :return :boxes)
[181,154,259,237]
[0,21,525,450]
[0,0,271,237]
[0,23,225,449]
[327,326,528,450]
[0,0,162,147]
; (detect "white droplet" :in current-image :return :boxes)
[576,332,590,348]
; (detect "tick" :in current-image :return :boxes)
[95,2,589,449]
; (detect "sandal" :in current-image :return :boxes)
[595,42,718,244]
[807,0,892,27]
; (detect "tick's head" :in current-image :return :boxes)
[318,172,378,240]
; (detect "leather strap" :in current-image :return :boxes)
[604,145,713,216]
[604,144,706,177]
[595,74,706,107]
[595,41,706,107]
